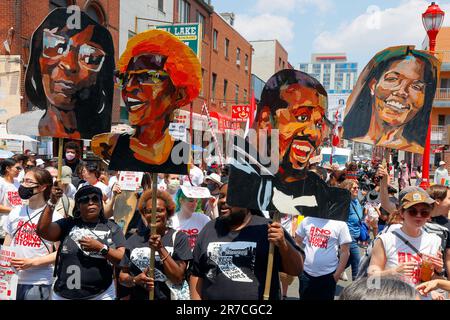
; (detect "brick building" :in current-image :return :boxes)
[172,1,252,134]
[0,0,121,124]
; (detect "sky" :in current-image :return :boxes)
[212,0,450,73]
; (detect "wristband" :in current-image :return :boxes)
[161,253,170,262]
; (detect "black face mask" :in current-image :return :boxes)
[18,185,38,200]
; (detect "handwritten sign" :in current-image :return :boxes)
[0,246,18,300]
[118,171,144,191]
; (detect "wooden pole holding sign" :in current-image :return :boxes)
[263,211,281,300]
[148,173,158,300]
[57,138,64,181]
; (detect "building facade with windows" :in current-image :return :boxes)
[250,39,289,83]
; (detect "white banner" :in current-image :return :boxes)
[0,246,18,300]
[118,171,144,191]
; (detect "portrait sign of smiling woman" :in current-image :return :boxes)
[91,29,201,174]
[7,8,115,139]
[343,46,440,154]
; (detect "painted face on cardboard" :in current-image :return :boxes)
[274,84,326,171]
[39,25,105,110]
[121,54,183,138]
[371,56,426,127]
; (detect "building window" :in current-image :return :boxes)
[178,0,190,23]
[200,69,205,97]
[223,79,228,105]
[158,0,164,12]
[197,11,206,37]
[245,54,249,71]
[279,57,282,67]
[213,29,218,50]
[243,89,247,103]
[212,73,217,99]
[236,48,241,66]
[282,61,285,69]
[128,30,136,39]
[85,2,106,25]
[49,0,71,10]
[225,38,229,59]
[235,85,239,104]
[438,115,445,126]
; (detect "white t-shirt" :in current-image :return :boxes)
[378,228,441,285]
[434,167,449,185]
[181,165,204,186]
[4,205,63,285]
[0,177,22,238]
[171,212,210,249]
[297,217,352,277]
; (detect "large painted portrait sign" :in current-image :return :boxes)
[227,70,350,221]
[343,45,440,154]
[7,8,115,139]
[91,29,201,174]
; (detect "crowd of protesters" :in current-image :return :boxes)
[1,143,450,300]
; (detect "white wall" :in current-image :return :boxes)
[250,41,276,83]
[120,0,174,56]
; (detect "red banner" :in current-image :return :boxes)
[231,105,250,122]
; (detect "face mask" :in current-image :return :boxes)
[207,183,218,193]
[65,152,76,161]
[18,185,38,200]
[167,180,180,192]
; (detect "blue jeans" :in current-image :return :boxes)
[16,284,51,300]
[346,241,361,280]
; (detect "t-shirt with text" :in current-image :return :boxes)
[379,228,441,285]
[4,205,62,285]
[53,218,126,299]
[0,177,21,238]
[171,212,210,250]
[120,226,192,300]
[191,215,302,300]
[297,217,352,277]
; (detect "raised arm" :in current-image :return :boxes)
[36,183,63,242]
[377,166,396,215]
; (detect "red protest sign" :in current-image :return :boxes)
[232,105,250,122]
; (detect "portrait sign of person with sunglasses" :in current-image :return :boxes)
[7,8,115,139]
[343,46,440,154]
[91,29,201,174]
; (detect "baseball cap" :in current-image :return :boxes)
[401,190,435,209]
[439,161,446,166]
[204,173,222,186]
[398,186,424,203]
[61,166,73,184]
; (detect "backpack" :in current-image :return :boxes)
[356,224,395,279]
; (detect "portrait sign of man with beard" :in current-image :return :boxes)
[227,70,350,221]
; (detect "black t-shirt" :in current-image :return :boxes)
[53,218,126,299]
[190,215,302,300]
[109,133,189,174]
[120,226,192,300]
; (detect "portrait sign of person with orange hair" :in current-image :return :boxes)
[343,45,440,154]
[91,30,201,174]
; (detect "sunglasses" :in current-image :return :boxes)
[405,208,431,218]
[14,166,23,171]
[115,69,170,88]
[77,194,101,205]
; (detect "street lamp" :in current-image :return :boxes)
[420,2,445,189]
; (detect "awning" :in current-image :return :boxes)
[0,123,38,142]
